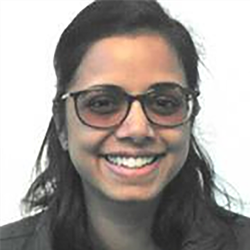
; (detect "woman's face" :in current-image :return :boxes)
[63,34,191,202]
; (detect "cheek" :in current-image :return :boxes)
[159,125,191,184]
[66,121,109,190]
[170,126,190,158]
[66,101,105,152]
[67,123,108,164]
[65,103,109,172]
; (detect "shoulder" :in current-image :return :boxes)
[183,211,250,250]
[233,214,250,250]
[0,213,51,250]
[0,215,38,238]
[0,215,38,249]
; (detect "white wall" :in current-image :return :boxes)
[0,0,249,226]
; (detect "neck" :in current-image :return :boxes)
[84,187,161,250]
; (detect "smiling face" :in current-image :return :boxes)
[62,34,191,202]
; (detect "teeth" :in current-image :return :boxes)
[106,155,158,169]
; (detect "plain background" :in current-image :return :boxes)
[0,0,250,226]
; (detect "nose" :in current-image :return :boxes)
[114,101,156,144]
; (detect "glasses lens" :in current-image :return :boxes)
[75,87,128,128]
[144,85,192,126]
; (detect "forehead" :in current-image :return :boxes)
[70,34,186,92]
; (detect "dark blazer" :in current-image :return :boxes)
[0,213,51,250]
[0,212,250,250]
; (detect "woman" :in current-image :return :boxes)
[0,0,249,249]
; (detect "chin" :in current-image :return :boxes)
[101,184,165,203]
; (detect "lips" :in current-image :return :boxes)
[104,155,162,169]
[99,150,165,179]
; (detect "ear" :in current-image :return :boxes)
[53,111,69,151]
[58,128,68,151]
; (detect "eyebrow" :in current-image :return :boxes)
[82,81,183,92]
[82,84,120,91]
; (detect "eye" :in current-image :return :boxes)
[147,94,183,115]
[83,94,122,114]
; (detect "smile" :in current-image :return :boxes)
[104,154,163,169]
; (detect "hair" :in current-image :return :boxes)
[22,0,238,249]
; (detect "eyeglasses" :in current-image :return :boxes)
[58,82,200,129]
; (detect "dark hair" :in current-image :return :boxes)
[22,0,238,249]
